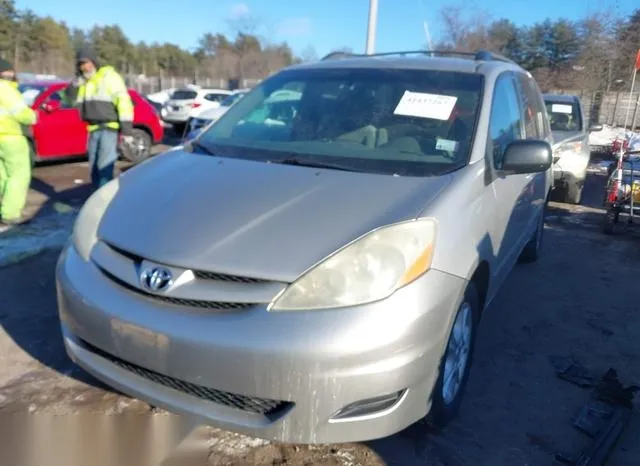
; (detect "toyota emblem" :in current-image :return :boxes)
[139,266,173,292]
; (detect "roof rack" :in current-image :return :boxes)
[320,49,516,65]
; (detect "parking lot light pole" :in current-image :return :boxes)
[365,0,378,55]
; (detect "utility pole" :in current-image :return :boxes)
[365,0,378,55]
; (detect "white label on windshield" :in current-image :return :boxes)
[552,104,573,114]
[436,138,458,152]
[393,91,457,120]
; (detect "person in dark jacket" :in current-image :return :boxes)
[66,46,134,189]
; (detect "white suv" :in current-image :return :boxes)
[161,87,232,129]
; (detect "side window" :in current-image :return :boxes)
[488,74,524,169]
[514,74,538,140]
[48,91,74,109]
[204,93,225,103]
[522,75,549,139]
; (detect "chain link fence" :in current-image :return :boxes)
[123,75,263,95]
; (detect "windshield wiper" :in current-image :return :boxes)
[267,157,358,172]
[188,140,217,156]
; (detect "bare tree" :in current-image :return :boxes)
[300,45,318,62]
[438,4,494,52]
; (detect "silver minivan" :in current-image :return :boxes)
[57,50,553,444]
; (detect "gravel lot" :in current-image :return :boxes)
[0,153,639,465]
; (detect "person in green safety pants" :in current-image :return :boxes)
[0,59,37,232]
[64,46,134,190]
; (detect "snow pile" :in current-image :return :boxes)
[588,124,629,147]
[628,132,640,153]
[588,124,640,149]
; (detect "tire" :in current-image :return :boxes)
[564,182,583,205]
[172,122,187,137]
[121,128,152,165]
[519,203,546,263]
[427,282,480,430]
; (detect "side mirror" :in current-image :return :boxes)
[589,124,603,132]
[41,100,61,112]
[501,140,553,175]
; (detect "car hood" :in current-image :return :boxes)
[97,151,451,282]
[551,130,584,147]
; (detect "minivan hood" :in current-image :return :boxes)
[552,130,583,146]
[97,151,451,282]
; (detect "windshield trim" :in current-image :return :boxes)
[191,139,468,177]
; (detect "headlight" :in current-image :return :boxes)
[558,141,583,154]
[269,219,437,311]
[72,178,120,261]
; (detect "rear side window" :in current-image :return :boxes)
[515,74,548,140]
[204,93,227,102]
[545,99,582,132]
[488,73,524,169]
[171,89,197,100]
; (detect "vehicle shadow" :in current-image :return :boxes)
[0,249,116,396]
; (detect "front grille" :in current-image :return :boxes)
[99,267,255,310]
[104,242,267,284]
[193,270,266,284]
[80,339,293,418]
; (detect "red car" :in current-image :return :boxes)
[19,80,164,165]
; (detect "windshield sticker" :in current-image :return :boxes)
[393,91,458,120]
[551,104,573,114]
[436,138,458,152]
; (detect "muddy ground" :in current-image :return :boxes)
[1,153,639,465]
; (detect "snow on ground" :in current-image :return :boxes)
[588,124,628,146]
[589,124,640,148]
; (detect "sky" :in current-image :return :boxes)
[15,0,639,57]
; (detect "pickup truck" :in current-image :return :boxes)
[543,94,602,204]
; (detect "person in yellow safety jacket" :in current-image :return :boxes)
[65,46,134,190]
[0,58,37,232]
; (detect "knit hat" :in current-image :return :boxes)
[0,58,14,73]
[75,46,99,67]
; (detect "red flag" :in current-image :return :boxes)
[636,49,640,71]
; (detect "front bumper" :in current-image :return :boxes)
[161,113,189,124]
[553,155,589,188]
[56,245,466,444]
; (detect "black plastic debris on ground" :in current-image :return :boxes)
[549,356,596,388]
[553,367,639,466]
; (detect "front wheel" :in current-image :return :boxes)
[519,204,546,263]
[427,282,480,430]
[120,128,152,165]
[564,182,583,205]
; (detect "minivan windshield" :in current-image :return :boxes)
[545,100,582,132]
[196,68,484,176]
